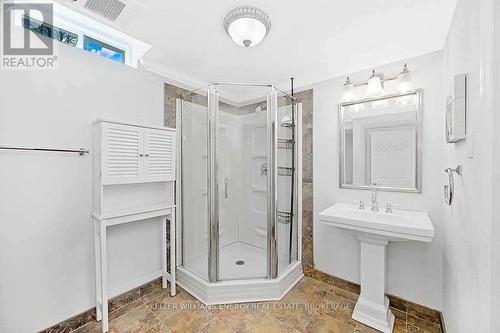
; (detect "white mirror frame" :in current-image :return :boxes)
[338,89,423,193]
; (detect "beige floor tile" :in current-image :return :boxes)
[320,293,357,328]
[394,317,407,333]
[108,303,162,333]
[144,322,172,333]
[145,288,203,322]
[249,313,299,333]
[354,317,407,333]
[269,302,314,330]
[329,286,359,303]
[199,309,292,333]
[303,311,354,333]
[299,276,333,293]
[160,308,213,333]
[354,322,380,333]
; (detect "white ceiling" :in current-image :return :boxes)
[75,0,458,102]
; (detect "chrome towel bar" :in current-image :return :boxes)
[0,146,89,155]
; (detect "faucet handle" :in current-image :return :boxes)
[354,200,365,210]
[385,203,399,213]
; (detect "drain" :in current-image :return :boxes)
[235,260,245,265]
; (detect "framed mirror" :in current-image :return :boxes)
[339,90,422,192]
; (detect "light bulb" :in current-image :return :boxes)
[398,64,412,93]
[342,77,355,102]
[366,70,384,97]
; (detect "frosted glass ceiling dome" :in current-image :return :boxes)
[223,6,271,47]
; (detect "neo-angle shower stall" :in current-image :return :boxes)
[175,83,303,304]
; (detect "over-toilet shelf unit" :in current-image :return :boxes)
[92,120,177,333]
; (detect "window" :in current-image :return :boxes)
[23,15,78,47]
[83,36,125,63]
[19,2,149,68]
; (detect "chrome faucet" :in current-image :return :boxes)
[371,189,379,212]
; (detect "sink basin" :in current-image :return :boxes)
[319,202,435,333]
[319,203,434,242]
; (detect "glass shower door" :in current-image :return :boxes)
[213,84,272,281]
[180,96,209,281]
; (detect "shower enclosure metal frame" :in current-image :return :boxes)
[176,82,302,295]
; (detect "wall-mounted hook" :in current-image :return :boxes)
[444,165,463,206]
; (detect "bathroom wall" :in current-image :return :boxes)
[492,1,500,330]
[441,0,495,331]
[310,51,445,309]
[0,44,165,332]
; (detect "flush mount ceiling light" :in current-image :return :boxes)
[223,6,271,47]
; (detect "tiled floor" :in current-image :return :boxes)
[71,277,442,333]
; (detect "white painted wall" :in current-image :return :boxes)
[492,2,500,331]
[0,44,165,332]
[312,51,445,309]
[440,0,495,331]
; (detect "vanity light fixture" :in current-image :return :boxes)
[341,64,412,99]
[223,6,271,47]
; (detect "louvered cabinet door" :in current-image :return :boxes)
[143,128,176,182]
[101,123,143,185]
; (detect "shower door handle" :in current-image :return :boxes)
[224,178,229,199]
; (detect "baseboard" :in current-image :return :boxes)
[38,276,164,333]
[440,312,447,333]
[109,269,162,298]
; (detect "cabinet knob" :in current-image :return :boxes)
[145,154,150,157]
[139,154,144,157]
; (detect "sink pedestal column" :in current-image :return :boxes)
[352,236,395,333]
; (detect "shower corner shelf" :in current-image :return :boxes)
[278,211,293,224]
[278,166,294,177]
[277,139,295,149]
[281,122,295,128]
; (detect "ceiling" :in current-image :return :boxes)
[69,0,458,103]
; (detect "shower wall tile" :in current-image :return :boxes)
[164,84,188,128]
[164,84,207,128]
[302,183,313,211]
[303,153,313,183]
[302,209,313,238]
[292,89,314,271]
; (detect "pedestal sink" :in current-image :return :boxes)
[319,203,434,333]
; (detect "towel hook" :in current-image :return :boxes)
[444,165,462,206]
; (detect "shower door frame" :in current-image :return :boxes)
[178,83,299,284]
[207,83,280,282]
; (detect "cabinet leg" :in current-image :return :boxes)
[170,208,176,296]
[94,219,102,321]
[100,224,109,333]
[162,217,168,289]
